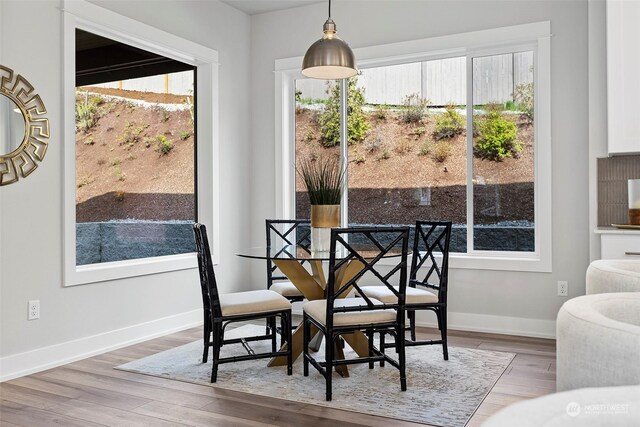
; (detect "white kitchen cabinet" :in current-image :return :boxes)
[607,0,640,154]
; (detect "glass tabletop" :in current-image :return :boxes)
[236,244,406,261]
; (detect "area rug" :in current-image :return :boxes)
[116,325,514,427]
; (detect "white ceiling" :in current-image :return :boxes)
[221,0,324,16]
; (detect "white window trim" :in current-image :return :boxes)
[62,0,220,286]
[275,22,551,273]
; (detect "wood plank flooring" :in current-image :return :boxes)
[0,322,556,426]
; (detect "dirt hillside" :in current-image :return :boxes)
[75,88,195,223]
[74,87,533,227]
[295,108,534,225]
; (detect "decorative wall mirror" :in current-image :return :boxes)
[0,65,49,186]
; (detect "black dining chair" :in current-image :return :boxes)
[359,221,452,360]
[265,219,311,303]
[302,226,410,401]
[193,223,293,382]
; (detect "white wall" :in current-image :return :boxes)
[589,0,607,261]
[0,0,251,379]
[249,0,590,337]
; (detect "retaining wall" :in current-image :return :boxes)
[76,220,534,266]
[76,221,195,265]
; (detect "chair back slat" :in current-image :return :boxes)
[266,219,311,286]
[326,227,410,327]
[410,221,452,302]
[193,223,222,318]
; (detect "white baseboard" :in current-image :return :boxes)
[416,311,556,339]
[0,309,202,382]
[292,306,556,339]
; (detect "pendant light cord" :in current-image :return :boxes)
[328,0,331,18]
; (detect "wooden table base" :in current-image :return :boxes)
[268,323,370,378]
[267,258,368,377]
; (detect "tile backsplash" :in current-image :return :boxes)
[598,155,640,225]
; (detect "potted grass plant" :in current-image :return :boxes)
[298,155,344,252]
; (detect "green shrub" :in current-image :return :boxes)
[299,97,327,106]
[433,107,465,139]
[413,126,427,137]
[433,141,452,162]
[158,108,170,122]
[375,148,391,161]
[503,100,517,111]
[364,133,383,153]
[115,166,126,182]
[400,93,429,123]
[309,109,322,125]
[180,131,190,141]
[513,82,534,123]
[119,122,147,146]
[418,139,433,156]
[474,110,521,160]
[156,135,174,155]
[395,138,413,154]
[318,77,370,147]
[374,105,388,120]
[75,95,102,133]
[303,130,314,143]
[75,103,97,132]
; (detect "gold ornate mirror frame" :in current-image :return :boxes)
[0,64,49,186]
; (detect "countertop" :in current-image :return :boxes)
[595,226,640,235]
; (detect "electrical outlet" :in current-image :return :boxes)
[28,300,40,320]
[558,281,568,297]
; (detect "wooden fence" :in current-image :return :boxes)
[90,70,194,96]
[297,52,534,106]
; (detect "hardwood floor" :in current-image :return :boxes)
[0,322,556,426]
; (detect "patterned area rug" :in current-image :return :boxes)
[116,325,514,426]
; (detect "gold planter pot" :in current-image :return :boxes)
[310,204,340,228]
[310,204,340,252]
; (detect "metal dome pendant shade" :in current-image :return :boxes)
[302,0,357,80]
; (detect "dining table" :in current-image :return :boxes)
[236,241,405,377]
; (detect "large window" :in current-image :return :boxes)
[280,22,551,271]
[75,30,197,266]
[63,1,219,285]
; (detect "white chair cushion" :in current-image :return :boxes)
[586,259,640,294]
[358,286,438,304]
[220,290,291,317]
[303,297,396,326]
[483,385,640,427]
[270,281,304,298]
[556,292,640,392]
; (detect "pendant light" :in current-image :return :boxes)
[302,0,357,80]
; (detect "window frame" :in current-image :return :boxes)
[62,0,220,286]
[275,22,551,272]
